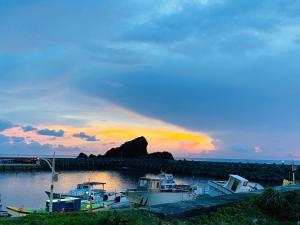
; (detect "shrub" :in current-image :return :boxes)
[256,189,300,221]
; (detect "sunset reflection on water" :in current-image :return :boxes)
[0,170,209,209]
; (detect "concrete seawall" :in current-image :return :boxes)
[1,158,298,183]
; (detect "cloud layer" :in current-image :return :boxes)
[0,0,300,158]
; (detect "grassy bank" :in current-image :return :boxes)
[1,189,299,225]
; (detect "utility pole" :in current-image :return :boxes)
[49,152,55,213]
[39,152,57,213]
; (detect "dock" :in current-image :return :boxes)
[147,184,300,218]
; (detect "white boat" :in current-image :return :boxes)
[125,172,201,206]
[47,181,127,205]
[208,174,264,197]
[67,182,114,202]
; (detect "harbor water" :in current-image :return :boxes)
[0,170,209,209]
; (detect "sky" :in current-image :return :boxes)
[0,0,300,159]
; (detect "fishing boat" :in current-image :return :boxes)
[0,195,11,217]
[6,196,113,216]
[125,172,201,206]
[208,174,264,197]
[46,181,126,203]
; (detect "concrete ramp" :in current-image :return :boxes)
[147,185,300,218]
[147,193,249,218]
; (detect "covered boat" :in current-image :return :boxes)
[208,174,264,197]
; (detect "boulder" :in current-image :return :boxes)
[77,152,88,158]
[89,154,97,158]
[147,151,174,160]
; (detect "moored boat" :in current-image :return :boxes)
[125,172,201,206]
[46,181,120,203]
[6,196,113,216]
[208,174,264,197]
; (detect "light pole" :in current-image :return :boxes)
[39,152,57,213]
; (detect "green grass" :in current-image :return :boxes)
[1,190,299,225]
[0,210,161,225]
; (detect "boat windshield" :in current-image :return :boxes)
[77,185,90,189]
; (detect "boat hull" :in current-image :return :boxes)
[6,206,46,216]
[208,180,264,197]
[208,181,234,197]
[126,191,195,206]
[6,201,113,216]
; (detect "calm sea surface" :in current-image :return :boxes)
[0,170,209,209]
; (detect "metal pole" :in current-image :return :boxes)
[38,154,56,213]
[49,152,55,213]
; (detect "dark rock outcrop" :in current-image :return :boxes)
[147,151,174,160]
[77,152,88,158]
[103,136,148,158]
[76,137,174,160]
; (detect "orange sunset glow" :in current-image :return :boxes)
[1,119,215,156]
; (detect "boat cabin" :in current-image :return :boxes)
[68,181,106,198]
[138,178,161,191]
[46,197,81,212]
[77,182,106,191]
[159,173,176,191]
[137,173,178,192]
[223,174,249,192]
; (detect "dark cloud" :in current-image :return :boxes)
[0,134,10,144]
[0,135,25,144]
[21,125,37,132]
[73,132,99,142]
[0,139,80,156]
[37,129,65,137]
[11,136,25,143]
[0,120,14,131]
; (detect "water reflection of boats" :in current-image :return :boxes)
[208,174,264,197]
[0,195,11,218]
[125,172,201,206]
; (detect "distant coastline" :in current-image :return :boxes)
[176,157,300,165]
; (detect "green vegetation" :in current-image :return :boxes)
[1,190,299,225]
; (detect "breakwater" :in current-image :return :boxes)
[1,158,298,183]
